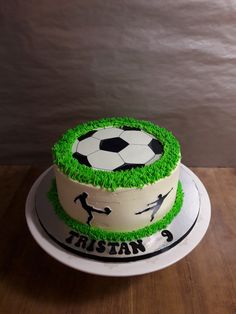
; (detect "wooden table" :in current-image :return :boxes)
[0,166,235,314]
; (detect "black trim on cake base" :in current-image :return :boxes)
[35,208,199,263]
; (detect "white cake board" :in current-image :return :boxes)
[25,164,211,277]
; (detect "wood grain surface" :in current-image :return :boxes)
[0,166,235,314]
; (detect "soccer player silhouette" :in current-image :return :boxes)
[74,192,111,226]
[135,188,173,222]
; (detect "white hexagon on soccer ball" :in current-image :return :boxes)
[72,139,79,154]
[77,137,100,156]
[92,127,124,140]
[88,150,124,170]
[120,145,155,164]
[120,130,154,145]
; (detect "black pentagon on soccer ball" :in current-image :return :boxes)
[121,126,141,131]
[148,139,163,154]
[77,130,96,142]
[114,163,145,171]
[73,152,91,167]
[100,137,129,153]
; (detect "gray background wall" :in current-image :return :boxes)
[1,0,236,166]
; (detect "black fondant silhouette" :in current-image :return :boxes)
[135,188,173,222]
[74,192,111,226]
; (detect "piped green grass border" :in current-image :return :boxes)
[52,117,181,191]
[48,179,184,242]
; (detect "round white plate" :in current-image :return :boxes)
[25,164,211,277]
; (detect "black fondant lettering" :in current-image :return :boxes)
[74,235,88,248]
[74,192,111,226]
[65,231,79,244]
[118,242,131,255]
[108,242,119,255]
[96,240,106,253]
[129,240,146,254]
[135,188,173,222]
[86,239,96,252]
[161,230,173,242]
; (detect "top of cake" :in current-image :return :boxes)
[72,126,163,171]
[52,117,181,191]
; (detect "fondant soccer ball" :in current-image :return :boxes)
[72,127,163,171]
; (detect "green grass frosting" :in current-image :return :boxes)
[48,179,184,242]
[52,117,181,191]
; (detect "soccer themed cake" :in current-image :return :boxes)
[37,117,187,262]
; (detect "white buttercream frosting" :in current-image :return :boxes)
[54,162,180,232]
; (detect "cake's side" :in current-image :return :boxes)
[48,179,184,242]
[50,117,182,241]
[54,161,180,232]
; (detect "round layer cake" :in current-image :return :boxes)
[50,117,183,241]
